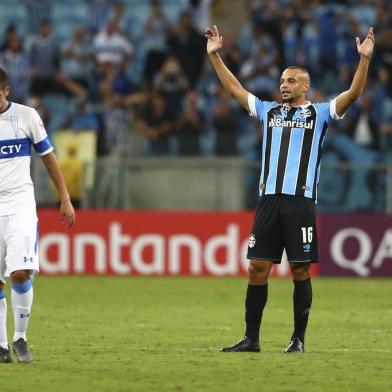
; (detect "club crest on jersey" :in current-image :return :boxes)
[268,117,314,129]
[248,234,256,248]
[299,108,312,119]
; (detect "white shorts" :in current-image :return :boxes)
[0,213,39,283]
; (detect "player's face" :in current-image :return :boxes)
[0,84,10,102]
[280,69,310,103]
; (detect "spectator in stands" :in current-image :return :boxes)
[221,32,241,77]
[108,1,134,38]
[0,24,18,53]
[93,20,134,66]
[21,0,53,33]
[154,56,189,121]
[176,90,203,155]
[314,2,338,76]
[240,23,276,60]
[342,84,385,151]
[93,62,133,105]
[100,83,133,157]
[212,87,238,156]
[27,19,61,96]
[239,35,279,100]
[185,0,214,35]
[58,141,84,208]
[375,25,392,95]
[249,0,285,68]
[61,26,92,89]
[87,0,117,34]
[27,19,87,98]
[167,11,205,87]
[380,102,392,155]
[66,99,99,133]
[143,0,171,87]
[0,36,29,102]
[375,1,391,33]
[137,92,173,156]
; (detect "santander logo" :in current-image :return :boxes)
[39,222,291,277]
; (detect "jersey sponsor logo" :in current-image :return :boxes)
[0,138,31,159]
[268,117,314,129]
[0,143,23,155]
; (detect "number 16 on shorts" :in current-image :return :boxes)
[301,227,313,243]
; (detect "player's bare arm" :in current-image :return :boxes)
[205,25,250,112]
[335,27,375,117]
[41,152,75,228]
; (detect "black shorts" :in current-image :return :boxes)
[247,194,318,263]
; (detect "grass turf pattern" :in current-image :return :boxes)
[2,277,392,391]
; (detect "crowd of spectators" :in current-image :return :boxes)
[0,0,391,162]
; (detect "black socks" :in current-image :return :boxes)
[292,278,312,343]
[245,283,268,342]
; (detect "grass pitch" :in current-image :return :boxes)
[2,276,392,392]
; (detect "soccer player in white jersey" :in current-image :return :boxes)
[0,68,75,363]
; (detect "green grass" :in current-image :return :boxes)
[2,277,392,392]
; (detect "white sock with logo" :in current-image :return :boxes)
[11,281,33,342]
[0,297,8,349]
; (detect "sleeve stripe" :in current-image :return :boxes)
[34,137,53,153]
[37,146,54,156]
[248,93,257,117]
[330,98,345,120]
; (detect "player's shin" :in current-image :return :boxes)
[245,284,268,342]
[11,279,33,342]
[0,289,8,349]
[292,278,312,343]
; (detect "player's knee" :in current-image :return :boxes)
[248,264,259,281]
[291,264,311,280]
[248,261,271,283]
[10,270,30,284]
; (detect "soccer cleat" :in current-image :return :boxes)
[0,346,12,363]
[12,338,33,363]
[220,337,260,352]
[284,337,304,353]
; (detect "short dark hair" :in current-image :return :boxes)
[285,65,311,78]
[0,68,9,86]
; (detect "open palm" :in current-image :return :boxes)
[205,25,223,54]
[356,27,375,58]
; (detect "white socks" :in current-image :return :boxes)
[11,280,33,342]
[0,297,8,349]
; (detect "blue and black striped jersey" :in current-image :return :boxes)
[249,94,344,200]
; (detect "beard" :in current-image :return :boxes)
[281,95,294,103]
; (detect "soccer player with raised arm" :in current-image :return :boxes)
[206,25,375,353]
[0,68,75,363]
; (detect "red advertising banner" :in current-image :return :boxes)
[38,210,298,277]
[318,214,392,277]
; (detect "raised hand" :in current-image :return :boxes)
[356,27,375,58]
[205,25,223,55]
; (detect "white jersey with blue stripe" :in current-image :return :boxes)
[0,102,53,215]
[248,94,344,201]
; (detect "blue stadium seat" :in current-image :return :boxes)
[53,3,88,24]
